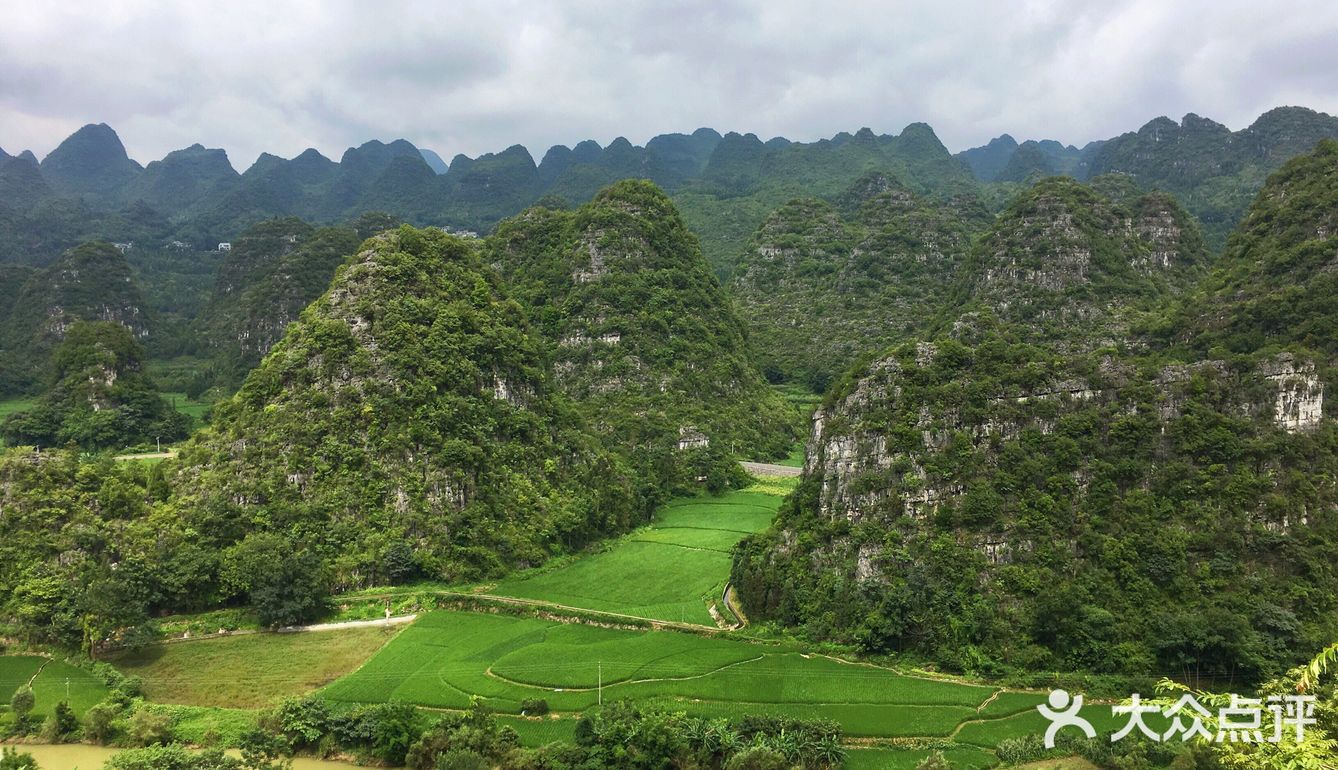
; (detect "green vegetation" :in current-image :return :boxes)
[195,219,365,393]
[488,180,798,500]
[2,321,189,450]
[1,242,153,395]
[492,488,782,624]
[734,325,1338,677]
[0,656,109,722]
[1165,138,1338,358]
[961,177,1206,346]
[729,173,991,390]
[109,626,398,708]
[321,609,991,736]
[168,225,639,612]
[1086,107,1338,247]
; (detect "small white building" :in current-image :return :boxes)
[170,240,192,250]
[217,242,232,252]
[112,242,132,254]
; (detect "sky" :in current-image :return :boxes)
[2,0,1337,170]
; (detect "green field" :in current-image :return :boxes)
[0,655,46,703]
[0,656,110,717]
[491,488,782,625]
[160,391,213,428]
[109,626,399,708]
[322,610,1002,739]
[0,398,37,419]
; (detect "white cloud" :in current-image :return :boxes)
[1,0,1335,167]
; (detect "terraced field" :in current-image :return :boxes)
[491,487,785,624]
[321,609,1102,745]
[0,656,109,717]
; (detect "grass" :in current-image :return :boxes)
[29,659,109,717]
[0,656,46,703]
[490,487,783,625]
[108,626,399,708]
[321,610,995,739]
[844,746,998,769]
[144,703,260,746]
[0,398,37,420]
[159,391,212,428]
[496,715,579,747]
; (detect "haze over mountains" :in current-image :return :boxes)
[5,105,1336,273]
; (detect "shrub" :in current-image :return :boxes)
[128,706,174,747]
[915,753,953,770]
[995,734,1048,765]
[723,747,790,770]
[519,698,549,716]
[0,748,38,770]
[436,749,490,770]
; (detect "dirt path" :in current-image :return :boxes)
[278,615,417,633]
[739,461,802,477]
[113,450,179,461]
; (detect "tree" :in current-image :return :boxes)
[127,706,174,747]
[84,700,121,744]
[9,687,34,720]
[42,700,79,742]
[0,748,38,770]
[223,535,329,628]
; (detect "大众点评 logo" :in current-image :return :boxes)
[1037,689,1317,748]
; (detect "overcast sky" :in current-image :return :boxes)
[2,0,1337,170]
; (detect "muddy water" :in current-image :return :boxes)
[12,744,361,770]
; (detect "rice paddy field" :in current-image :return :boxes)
[0,655,109,717]
[319,609,1104,747]
[36,478,1110,765]
[490,487,786,625]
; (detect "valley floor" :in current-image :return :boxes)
[1,476,1106,768]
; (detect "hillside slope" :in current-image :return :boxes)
[729,173,991,390]
[171,226,638,588]
[488,180,798,500]
[731,146,1338,679]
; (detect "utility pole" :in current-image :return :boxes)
[65,677,70,700]
[598,662,602,705]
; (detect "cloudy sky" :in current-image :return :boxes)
[2,0,1337,169]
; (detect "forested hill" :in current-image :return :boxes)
[170,226,639,595]
[1,241,153,393]
[487,180,798,502]
[5,107,1336,282]
[731,140,1338,681]
[958,106,1338,247]
[728,172,991,391]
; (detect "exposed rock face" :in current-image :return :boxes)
[967,179,1205,346]
[1262,354,1325,433]
[173,226,637,585]
[732,329,1337,673]
[488,180,797,497]
[2,242,152,373]
[730,173,991,389]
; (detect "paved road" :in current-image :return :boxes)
[739,461,802,477]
